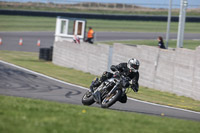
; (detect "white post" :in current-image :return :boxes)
[166,0,172,49]
[177,0,188,48]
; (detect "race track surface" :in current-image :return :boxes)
[0,61,200,121]
[0,31,200,52]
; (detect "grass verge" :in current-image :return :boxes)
[101,40,200,50]
[0,95,200,133]
[0,50,200,112]
[0,15,200,33]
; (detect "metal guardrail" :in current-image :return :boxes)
[0,9,200,22]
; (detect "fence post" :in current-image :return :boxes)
[107,46,113,72]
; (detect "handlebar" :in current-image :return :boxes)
[113,72,131,88]
[114,71,131,81]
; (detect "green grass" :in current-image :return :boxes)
[0,95,200,133]
[0,15,200,33]
[0,15,56,31]
[0,51,93,87]
[101,40,200,50]
[127,87,200,111]
[89,19,200,33]
[0,50,200,112]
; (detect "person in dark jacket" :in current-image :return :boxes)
[90,58,140,103]
[157,36,166,49]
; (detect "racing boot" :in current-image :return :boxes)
[119,88,127,103]
[90,72,109,92]
[119,94,127,103]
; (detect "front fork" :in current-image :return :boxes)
[90,78,99,92]
[92,83,104,103]
[106,83,119,97]
[93,82,120,104]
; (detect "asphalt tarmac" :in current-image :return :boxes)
[0,60,200,121]
[0,31,200,52]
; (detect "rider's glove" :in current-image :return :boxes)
[110,65,118,72]
[113,71,120,78]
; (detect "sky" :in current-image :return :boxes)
[1,0,200,8]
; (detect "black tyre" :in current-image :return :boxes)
[82,90,95,106]
[101,89,122,108]
[39,48,52,61]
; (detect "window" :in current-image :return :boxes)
[68,20,75,35]
[56,17,86,39]
[77,22,83,35]
[60,20,67,34]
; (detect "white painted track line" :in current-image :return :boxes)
[0,59,200,115]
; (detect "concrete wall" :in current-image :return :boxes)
[112,44,160,89]
[193,47,200,100]
[112,43,200,100]
[53,41,200,100]
[53,41,110,76]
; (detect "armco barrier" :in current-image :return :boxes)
[0,9,200,22]
[53,41,200,100]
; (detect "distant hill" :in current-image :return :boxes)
[0,1,199,16]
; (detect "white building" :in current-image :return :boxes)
[55,16,87,42]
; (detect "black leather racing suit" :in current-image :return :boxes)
[110,63,139,92]
[91,63,139,103]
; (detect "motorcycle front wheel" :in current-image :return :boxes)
[101,89,122,108]
[82,90,95,106]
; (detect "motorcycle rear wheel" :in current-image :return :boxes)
[101,89,122,108]
[82,90,95,105]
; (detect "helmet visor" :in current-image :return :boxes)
[130,64,139,70]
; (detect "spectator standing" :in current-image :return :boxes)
[157,36,166,49]
[86,27,94,44]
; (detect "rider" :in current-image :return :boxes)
[90,58,140,103]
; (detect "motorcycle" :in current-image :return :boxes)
[82,72,131,108]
